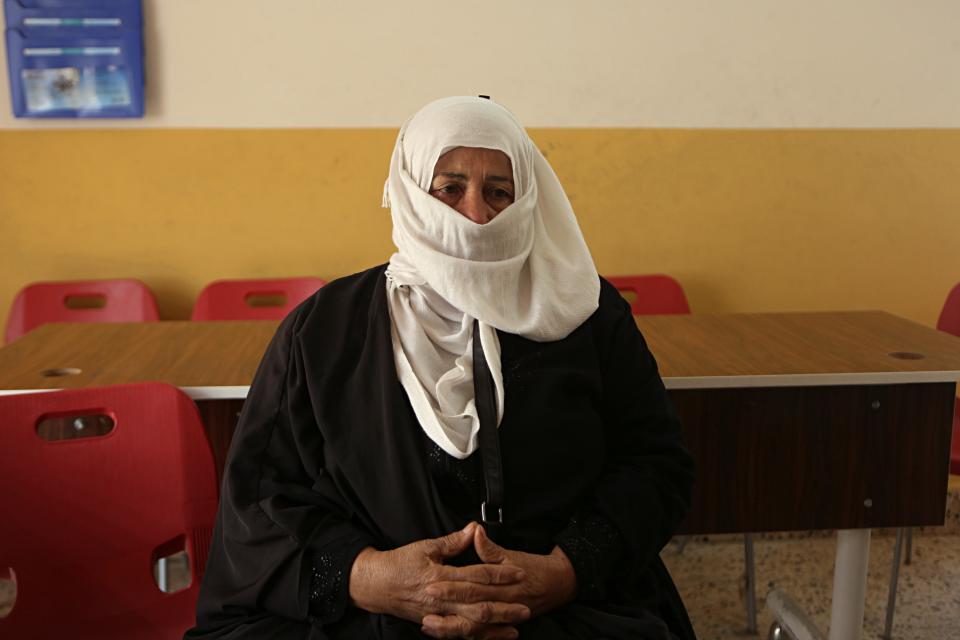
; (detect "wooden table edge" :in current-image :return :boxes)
[2,370,957,400]
[663,370,960,389]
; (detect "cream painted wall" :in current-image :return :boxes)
[3,0,960,128]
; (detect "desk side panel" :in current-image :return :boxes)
[672,383,955,534]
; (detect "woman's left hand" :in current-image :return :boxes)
[420,525,578,638]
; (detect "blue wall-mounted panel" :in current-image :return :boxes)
[4,0,144,118]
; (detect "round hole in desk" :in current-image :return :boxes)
[41,367,83,377]
[887,352,925,360]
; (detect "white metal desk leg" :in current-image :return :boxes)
[828,529,871,640]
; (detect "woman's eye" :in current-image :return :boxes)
[489,188,514,200]
[437,184,462,196]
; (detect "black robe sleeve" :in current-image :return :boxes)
[187,303,376,637]
[555,279,695,601]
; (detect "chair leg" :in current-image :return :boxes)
[765,588,826,640]
[768,621,786,640]
[904,527,912,565]
[882,528,905,640]
[745,534,758,634]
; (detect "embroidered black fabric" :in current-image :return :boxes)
[555,511,626,601]
[307,546,354,624]
[427,441,483,509]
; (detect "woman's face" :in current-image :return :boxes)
[429,147,515,224]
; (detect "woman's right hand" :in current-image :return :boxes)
[348,522,531,639]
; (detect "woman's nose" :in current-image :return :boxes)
[456,188,492,224]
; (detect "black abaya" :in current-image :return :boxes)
[186,265,696,639]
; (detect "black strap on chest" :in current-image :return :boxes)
[472,319,504,540]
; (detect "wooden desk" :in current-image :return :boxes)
[2,311,959,640]
[638,311,960,534]
[642,311,960,640]
[0,320,277,398]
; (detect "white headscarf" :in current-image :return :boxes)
[383,96,599,459]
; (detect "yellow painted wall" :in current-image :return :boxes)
[2,129,959,327]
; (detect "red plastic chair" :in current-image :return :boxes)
[884,282,960,637]
[937,282,960,475]
[937,282,960,338]
[190,277,326,321]
[0,383,218,639]
[605,274,691,315]
[4,279,160,344]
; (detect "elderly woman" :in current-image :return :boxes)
[187,97,696,640]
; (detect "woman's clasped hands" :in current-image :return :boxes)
[348,521,578,639]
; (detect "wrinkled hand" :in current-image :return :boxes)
[420,525,578,638]
[348,522,531,639]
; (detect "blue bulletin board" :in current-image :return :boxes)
[4,0,144,118]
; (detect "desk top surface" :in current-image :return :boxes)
[1,311,959,398]
[637,310,960,388]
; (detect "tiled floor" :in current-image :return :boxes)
[663,532,960,639]
[664,477,960,639]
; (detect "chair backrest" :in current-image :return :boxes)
[937,282,960,338]
[939,283,960,475]
[4,279,160,344]
[0,383,218,639]
[191,277,326,321]
[605,274,691,315]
